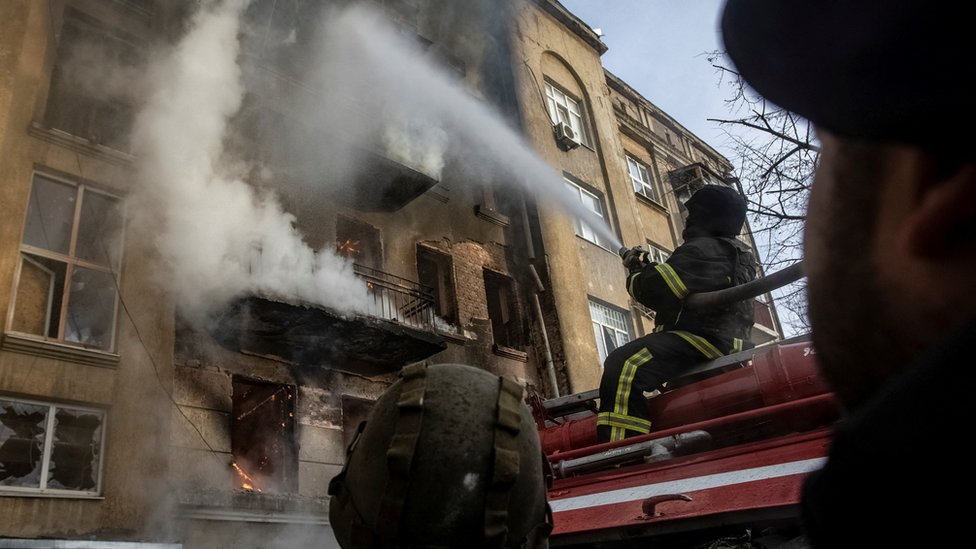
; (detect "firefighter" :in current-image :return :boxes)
[597,185,756,443]
[721,1,973,546]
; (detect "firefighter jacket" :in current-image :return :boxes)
[627,234,757,345]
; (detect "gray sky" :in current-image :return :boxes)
[558,0,733,159]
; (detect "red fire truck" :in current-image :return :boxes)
[532,266,833,547]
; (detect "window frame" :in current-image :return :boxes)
[43,7,145,153]
[230,377,298,494]
[0,395,107,497]
[626,155,661,203]
[544,81,591,146]
[564,178,611,250]
[7,171,125,353]
[416,245,458,326]
[646,243,671,265]
[483,269,520,349]
[588,299,633,365]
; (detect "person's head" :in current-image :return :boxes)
[683,185,747,238]
[721,0,976,410]
[328,363,551,549]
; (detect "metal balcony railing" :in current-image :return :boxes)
[353,264,436,330]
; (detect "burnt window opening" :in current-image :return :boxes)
[10,173,124,351]
[417,246,457,326]
[336,216,382,270]
[484,270,520,349]
[0,397,105,494]
[45,8,144,152]
[231,377,298,494]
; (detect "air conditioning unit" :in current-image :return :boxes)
[554,122,580,150]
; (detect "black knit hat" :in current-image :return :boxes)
[685,185,747,237]
[721,0,971,155]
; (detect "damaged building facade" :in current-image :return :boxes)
[0,0,781,547]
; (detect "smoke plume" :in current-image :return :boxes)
[131,0,369,324]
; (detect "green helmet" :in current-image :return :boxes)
[328,363,552,549]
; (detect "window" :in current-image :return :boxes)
[231,377,297,494]
[647,244,670,265]
[10,174,124,352]
[0,397,105,495]
[417,246,457,325]
[484,270,519,348]
[336,216,382,270]
[544,82,590,146]
[45,9,143,152]
[627,156,660,203]
[589,300,631,364]
[564,179,609,248]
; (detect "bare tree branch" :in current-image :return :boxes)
[708,50,818,334]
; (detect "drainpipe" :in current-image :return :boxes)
[523,195,560,398]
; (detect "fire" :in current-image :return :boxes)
[337,239,360,257]
[231,462,261,492]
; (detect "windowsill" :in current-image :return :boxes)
[475,205,511,227]
[558,141,596,154]
[575,234,619,256]
[28,123,135,166]
[1,332,120,369]
[492,344,528,362]
[0,489,104,500]
[635,192,670,214]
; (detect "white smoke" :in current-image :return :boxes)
[302,5,622,250]
[131,0,369,322]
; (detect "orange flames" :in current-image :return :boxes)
[337,239,360,257]
[231,462,261,492]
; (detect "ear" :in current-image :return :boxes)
[901,162,976,259]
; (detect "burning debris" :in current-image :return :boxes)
[231,461,261,493]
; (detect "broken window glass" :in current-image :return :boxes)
[0,399,104,494]
[47,408,103,491]
[0,400,49,489]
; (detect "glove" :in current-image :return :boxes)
[621,247,646,272]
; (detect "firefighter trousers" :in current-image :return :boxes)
[597,330,729,443]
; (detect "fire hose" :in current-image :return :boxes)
[618,246,805,309]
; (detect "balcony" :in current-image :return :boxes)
[211,265,447,374]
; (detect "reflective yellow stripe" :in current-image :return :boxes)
[733,338,743,353]
[654,324,666,333]
[614,348,652,419]
[673,331,724,360]
[627,272,640,298]
[600,412,651,431]
[654,264,689,299]
[598,412,652,438]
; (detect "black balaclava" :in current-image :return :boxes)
[683,186,747,239]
